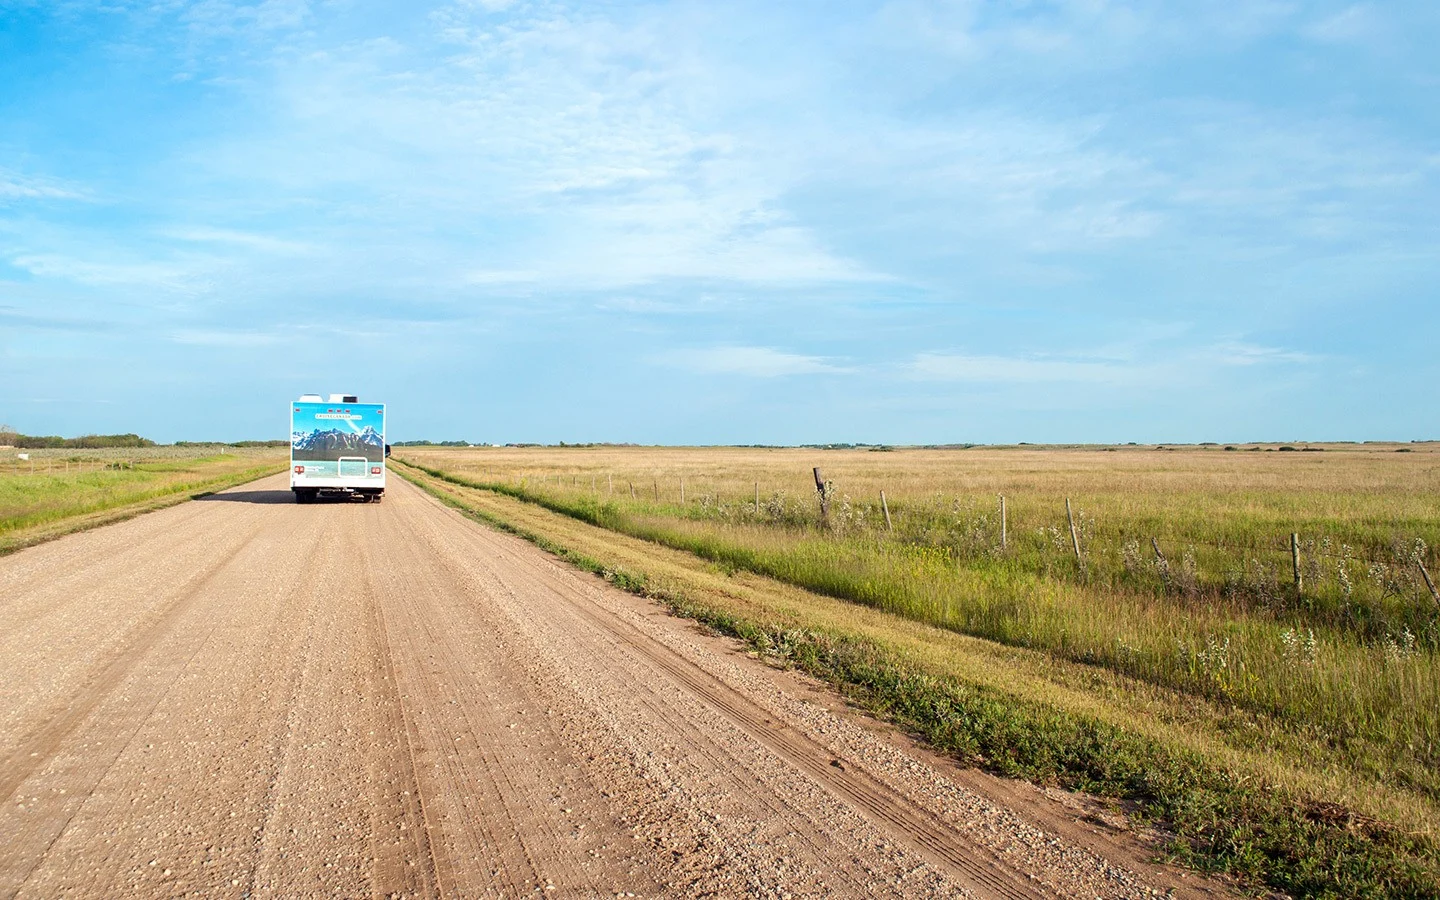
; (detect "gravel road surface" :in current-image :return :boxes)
[0,475,1222,898]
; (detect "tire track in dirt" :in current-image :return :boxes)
[0,520,266,804]
[538,581,1042,899]
[360,538,444,898]
[392,482,1042,898]
[0,511,303,899]
[365,495,668,897]
[0,498,283,762]
[440,548,926,895]
[0,499,219,610]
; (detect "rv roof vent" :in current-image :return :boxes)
[298,393,323,402]
[342,395,358,403]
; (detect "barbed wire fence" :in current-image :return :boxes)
[405,458,1440,638]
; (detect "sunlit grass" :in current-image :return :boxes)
[395,458,1440,898]
[0,446,287,550]
[397,444,1440,811]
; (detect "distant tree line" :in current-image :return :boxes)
[174,440,289,448]
[0,428,289,449]
[392,440,474,447]
[0,430,156,449]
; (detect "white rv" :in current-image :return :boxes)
[290,393,387,503]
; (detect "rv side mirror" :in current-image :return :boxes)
[384,444,392,458]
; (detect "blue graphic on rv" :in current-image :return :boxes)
[290,397,387,501]
[291,404,385,463]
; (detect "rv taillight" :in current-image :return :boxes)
[370,467,382,475]
[294,465,305,474]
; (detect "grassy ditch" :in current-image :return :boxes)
[396,459,1439,900]
[395,453,1439,818]
[0,447,288,554]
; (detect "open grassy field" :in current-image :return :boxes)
[394,443,1440,898]
[0,445,288,554]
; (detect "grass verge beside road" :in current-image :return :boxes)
[396,458,1439,900]
[395,448,1439,834]
[0,448,288,555]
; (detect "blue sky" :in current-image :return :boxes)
[1,0,1436,444]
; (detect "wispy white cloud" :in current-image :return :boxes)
[1200,342,1319,367]
[656,346,847,377]
[908,353,1135,385]
[0,169,87,202]
[10,253,206,291]
[462,269,541,285]
[882,0,1310,67]
[907,339,1318,386]
[162,227,315,255]
[179,0,313,37]
[1303,4,1382,44]
[12,0,1425,304]
[170,328,283,347]
[165,2,888,289]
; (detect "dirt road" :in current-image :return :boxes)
[0,475,1215,898]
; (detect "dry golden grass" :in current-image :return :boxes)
[397,443,1440,826]
[397,460,1440,848]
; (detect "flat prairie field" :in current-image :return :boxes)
[0,446,288,554]
[396,445,1440,851]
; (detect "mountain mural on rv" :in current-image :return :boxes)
[291,402,384,462]
[291,426,384,462]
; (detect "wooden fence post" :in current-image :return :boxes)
[813,467,830,526]
[999,495,1007,550]
[1417,558,1440,610]
[608,473,613,494]
[629,481,636,499]
[680,477,685,504]
[754,481,760,514]
[1151,537,1167,567]
[880,490,893,531]
[654,479,659,501]
[1291,533,1303,593]
[1066,498,1082,564]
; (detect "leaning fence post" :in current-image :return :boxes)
[1066,498,1082,564]
[630,481,636,499]
[1151,537,1167,567]
[999,495,1007,550]
[880,490,893,531]
[1291,533,1303,593]
[1418,558,1440,610]
[813,467,830,526]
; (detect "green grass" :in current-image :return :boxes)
[395,458,1440,899]
[399,456,1440,813]
[0,447,287,553]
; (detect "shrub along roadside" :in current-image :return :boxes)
[397,461,1439,900]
